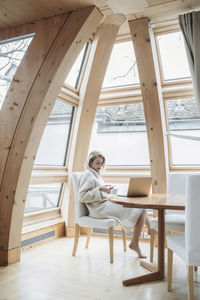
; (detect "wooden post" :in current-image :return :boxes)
[129,18,168,193]
[66,14,126,228]
[0,6,103,265]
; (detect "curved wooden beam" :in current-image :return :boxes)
[0,6,103,265]
[66,14,126,229]
[129,18,167,193]
[0,14,68,185]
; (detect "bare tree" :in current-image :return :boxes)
[0,37,32,107]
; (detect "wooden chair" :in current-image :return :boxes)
[71,172,126,263]
[167,174,200,300]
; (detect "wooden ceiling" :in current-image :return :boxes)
[0,0,200,33]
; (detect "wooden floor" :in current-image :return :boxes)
[0,236,200,300]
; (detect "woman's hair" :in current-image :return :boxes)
[85,150,106,170]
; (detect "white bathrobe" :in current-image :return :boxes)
[79,167,143,231]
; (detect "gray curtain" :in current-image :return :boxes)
[179,11,200,112]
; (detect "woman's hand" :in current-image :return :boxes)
[99,185,113,194]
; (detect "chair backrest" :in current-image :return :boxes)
[167,172,188,194]
[167,173,188,214]
[72,172,89,218]
[185,174,200,266]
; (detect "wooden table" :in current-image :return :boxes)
[109,193,185,286]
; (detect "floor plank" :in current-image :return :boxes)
[0,237,199,300]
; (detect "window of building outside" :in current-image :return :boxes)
[34,100,74,166]
[166,98,200,166]
[64,43,88,89]
[0,35,33,109]
[157,31,191,82]
[24,183,63,214]
[102,41,140,89]
[89,103,150,166]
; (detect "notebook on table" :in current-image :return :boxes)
[117,177,152,197]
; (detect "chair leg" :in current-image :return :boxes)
[108,227,114,264]
[150,229,156,263]
[188,266,194,300]
[85,227,91,248]
[167,248,173,292]
[121,227,127,252]
[72,223,80,256]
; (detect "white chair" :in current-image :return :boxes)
[71,172,126,263]
[149,173,187,262]
[167,174,200,300]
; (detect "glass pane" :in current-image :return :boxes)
[65,43,88,88]
[102,41,140,89]
[166,98,200,166]
[89,104,150,166]
[0,35,33,109]
[24,183,63,214]
[157,32,191,81]
[34,100,74,166]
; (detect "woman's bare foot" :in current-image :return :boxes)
[129,242,147,258]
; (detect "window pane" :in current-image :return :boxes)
[0,35,33,109]
[166,98,200,166]
[24,183,63,214]
[65,43,88,88]
[157,32,191,81]
[102,41,140,89]
[34,100,74,166]
[89,104,150,166]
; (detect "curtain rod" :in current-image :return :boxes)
[149,18,178,27]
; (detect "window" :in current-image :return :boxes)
[89,104,150,166]
[157,31,191,82]
[102,41,140,89]
[24,183,63,214]
[64,43,88,89]
[34,100,74,166]
[0,35,33,109]
[166,98,200,166]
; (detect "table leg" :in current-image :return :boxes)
[122,209,165,286]
[158,209,165,278]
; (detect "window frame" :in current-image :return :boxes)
[151,23,199,170]
[26,91,78,219]
[101,38,141,91]
[63,41,90,92]
[90,99,151,171]
[164,96,200,171]
[154,28,192,87]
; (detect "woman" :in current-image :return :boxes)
[79,150,150,258]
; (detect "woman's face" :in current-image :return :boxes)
[90,156,104,173]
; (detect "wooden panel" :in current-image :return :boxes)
[129,0,200,24]
[0,6,103,265]
[66,14,125,227]
[129,18,167,193]
[0,14,69,41]
[0,0,200,34]
[0,0,108,30]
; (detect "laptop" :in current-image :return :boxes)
[117,177,152,197]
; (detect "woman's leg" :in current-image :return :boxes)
[144,213,150,234]
[129,210,148,258]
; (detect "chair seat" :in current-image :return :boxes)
[76,216,118,228]
[150,214,185,232]
[167,233,186,263]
